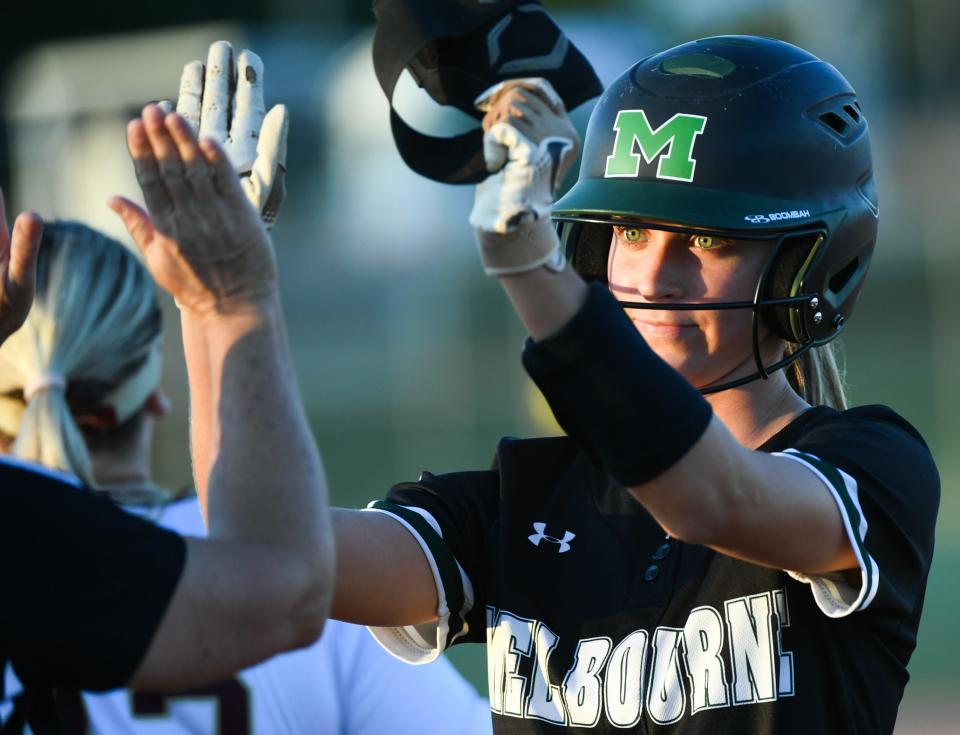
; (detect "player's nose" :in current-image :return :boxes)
[634,235,688,301]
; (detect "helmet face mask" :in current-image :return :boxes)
[554,35,878,393]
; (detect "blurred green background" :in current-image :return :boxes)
[2,1,957,731]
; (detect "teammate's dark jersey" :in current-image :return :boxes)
[0,457,186,733]
[367,405,939,734]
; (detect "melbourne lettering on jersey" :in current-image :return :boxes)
[487,589,793,728]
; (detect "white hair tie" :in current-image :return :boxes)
[24,373,67,402]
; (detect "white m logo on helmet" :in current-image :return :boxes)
[528,522,576,553]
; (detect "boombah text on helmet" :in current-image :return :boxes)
[553,35,878,392]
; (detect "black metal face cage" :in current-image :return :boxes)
[555,216,840,395]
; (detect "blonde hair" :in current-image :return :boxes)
[0,222,162,485]
[784,340,848,410]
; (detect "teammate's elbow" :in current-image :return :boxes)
[283,537,336,650]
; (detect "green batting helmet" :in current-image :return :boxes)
[554,35,878,391]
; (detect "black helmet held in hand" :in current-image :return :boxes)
[372,0,601,184]
[554,35,878,392]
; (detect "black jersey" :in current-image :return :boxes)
[0,457,186,732]
[367,405,939,734]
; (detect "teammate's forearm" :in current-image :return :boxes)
[196,296,334,607]
[181,311,214,514]
[133,302,337,690]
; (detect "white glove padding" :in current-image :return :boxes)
[469,78,579,275]
[173,41,288,230]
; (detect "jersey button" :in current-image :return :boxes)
[651,543,671,560]
[643,564,660,582]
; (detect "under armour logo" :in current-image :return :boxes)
[528,522,575,553]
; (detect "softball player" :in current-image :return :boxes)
[327,36,939,733]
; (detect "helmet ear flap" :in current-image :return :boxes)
[565,222,613,282]
[761,233,823,343]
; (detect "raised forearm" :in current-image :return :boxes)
[114,100,336,687]
[497,257,588,341]
[198,298,330,556]
[181,310,214,511]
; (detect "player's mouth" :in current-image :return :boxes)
[629,317,697,338]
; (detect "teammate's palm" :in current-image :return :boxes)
[110,105,277,315]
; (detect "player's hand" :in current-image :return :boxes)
[171,40,288,230]
[469,78,580,275]
[0,190,42,345]
[109,104,277,317]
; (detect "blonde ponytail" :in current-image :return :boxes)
[784,340,848,410]
[0,222,162,485]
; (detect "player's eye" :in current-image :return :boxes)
[693,235,730,250]
[619,227,648,243]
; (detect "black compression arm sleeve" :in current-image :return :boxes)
[522,282,713,486]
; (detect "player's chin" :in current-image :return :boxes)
[647,350,708,385]
[636,329,705,369]
[651,345,742,389]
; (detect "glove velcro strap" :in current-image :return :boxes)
[522,283,713,486]
[475,217,565,276]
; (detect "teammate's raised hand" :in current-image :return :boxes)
[173,41,288,229]
[109,104,277,316]
[0,190,42,345]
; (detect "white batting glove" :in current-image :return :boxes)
[469,78,580,275]
[171,41,289,230]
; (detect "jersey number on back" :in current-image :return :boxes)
[56,677,251,734]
